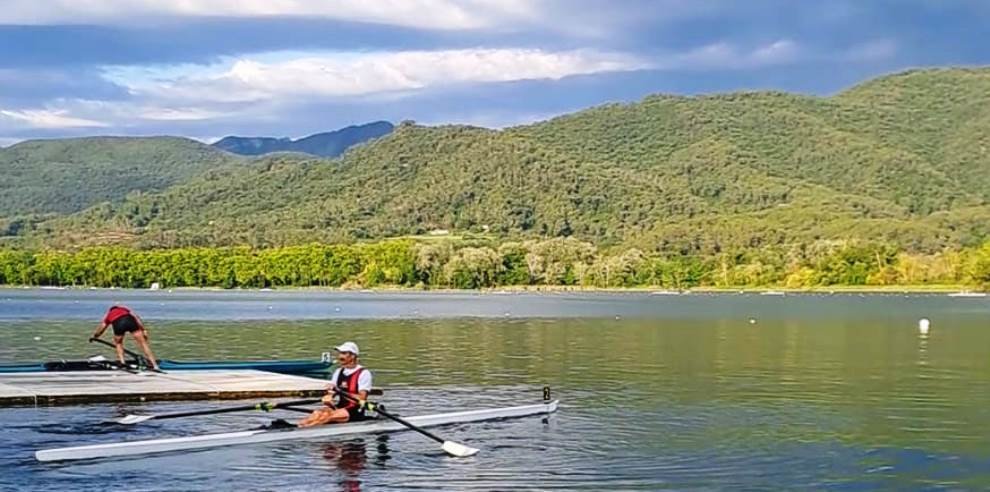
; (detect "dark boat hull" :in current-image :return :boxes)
[0,358,332,376]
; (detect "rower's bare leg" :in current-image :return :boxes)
[112,335,127,365]
[132,330,160,370]
[297,408,351,428]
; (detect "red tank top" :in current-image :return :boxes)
[335,367,365,410]
[103,306,132,324]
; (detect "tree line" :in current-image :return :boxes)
[1,238,988,290]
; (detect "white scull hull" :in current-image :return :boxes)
[36,400,559,462]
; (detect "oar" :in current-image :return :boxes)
[335,389,479,458]
[279,406,317,414]
[116,398,323,425]
[89,337,152,365]
[90,337,167,373]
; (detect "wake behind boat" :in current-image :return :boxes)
[35,400,559,462]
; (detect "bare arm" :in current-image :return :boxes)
[91,323,109,340]
[321,382,338,407]
[355,389,369,405]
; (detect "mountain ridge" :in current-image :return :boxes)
[212,121,394,157]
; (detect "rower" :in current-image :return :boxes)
[89,304,160,371]
[297,342,372,428]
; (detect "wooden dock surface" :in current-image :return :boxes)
[0,370,328,406]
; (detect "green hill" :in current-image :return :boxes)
[17,68,990,253]
[0,136,241,218]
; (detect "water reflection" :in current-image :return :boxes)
[321,440,368,492]
[917,329,929,367]
[317,436,390,492]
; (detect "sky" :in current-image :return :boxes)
[0,0,988,145]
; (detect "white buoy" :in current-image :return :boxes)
[33,336,41,341]
[615,315,621,320]
[334,307,341,312]
[919,318,930,335]
[749,318,757,324]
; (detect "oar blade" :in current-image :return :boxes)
[117,414,155,425]
[442,440,479,458]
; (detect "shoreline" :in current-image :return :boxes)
[0,284,984,295]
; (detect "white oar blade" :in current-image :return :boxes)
[117,415,155,425]
[442,440,479,458]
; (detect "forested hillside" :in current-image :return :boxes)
[5,68,990,257]
[0,137,240,219]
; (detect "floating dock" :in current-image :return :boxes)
[0,370,328,406]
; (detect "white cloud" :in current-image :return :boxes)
[108,48,650,103]
[0,98,232,138]
[750,40,801,65]
[0,34,894,141]
[0,40,809,138]
[659,39,802,70]
[0,46,645,137]
[0,0,538,30]
[137,106,224,121]
[0,108,109,129]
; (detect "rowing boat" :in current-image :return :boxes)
[2,338,334,376]
[35,400,559,462]
[0,357,332,376]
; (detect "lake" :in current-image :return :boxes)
[1,289,989,490]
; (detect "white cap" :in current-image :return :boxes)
[334,341,360,355]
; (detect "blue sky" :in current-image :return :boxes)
[0,0,988,145]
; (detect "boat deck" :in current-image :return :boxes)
[0,370,328,406]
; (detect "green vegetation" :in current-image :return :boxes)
[1,68,989,292]
[0,136,241,217]
[2,238,988,290]
[5,68,984,255]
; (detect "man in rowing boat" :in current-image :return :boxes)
[297,342,373,428]
[89,304,160,371]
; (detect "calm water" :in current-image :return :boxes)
[1,289,989,490]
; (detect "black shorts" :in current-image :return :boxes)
[111,314,141,337]
[345,407,369,422]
